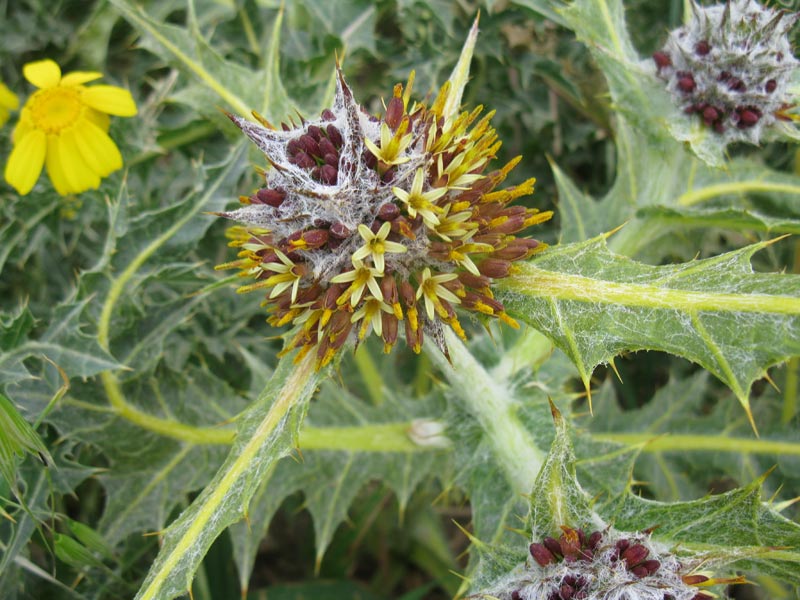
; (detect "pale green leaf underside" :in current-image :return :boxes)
[497,236,800,421]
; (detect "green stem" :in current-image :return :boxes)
[594,433,800,455]
[301,423,425,452]
[500,262,800,315]
[353,345,384,406]
[677,181,800,207]
[424,328,545,494]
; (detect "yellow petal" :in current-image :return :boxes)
[0,82,19,111]
[11,111,34,144]
[45,134,71,195]
[60,71,103,86]
[4,129,46,195]
[0,108,9,127]
[59,129,100,192]
[82,85,137,116]
[74,117,122,177]
[23,59,62,89]
[85,108,110,132]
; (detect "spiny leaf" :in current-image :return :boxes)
[133,351,320,600]
[111,0,292,123]
[528,402,593,541]
[0,393,51,488]
[230,357,451,592]
[497,235,800,427]
[0,299,121,385]
[608,473,800,584]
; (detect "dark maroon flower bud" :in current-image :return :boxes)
[542,537,563,558]
[286,139,302,155]
[381,312,399,348]
[321,108,335,121]
[381,275,399,305]
[631,565,650,578]
[576,529,587,547]
[329,221,351,239]
[378,203,401,221]
[255,188,286,207]
[588,531,603,550]
[492,242,536,261]
[319,164,338,185]
[300,134,321,157]
[695,40,711,55]
[559,583,575,600]
[718,70,731,81]
[682,574,710,586]
[291,152,315,169]
[677,74,696,93]
[459,272,491,290]
[641,559,661,574]
[326,124,343,147]
[622,544,650,567]
[511,592,522,600]
[318,137,337,157]
[324,153,339,167]
[363,148,378,169]
[385,96,405,129]
[714,121,725,133]
[390,216,415,239]
[382,168,396,183]
[737,108,760,128]
[766,79,777,93]
[479,259,512,279]
[652,51,672,70]
[530,543,556,567]
[301,229,329,249]
[306,125,323,141]
[615,539,630,553]
[702,106,719,124]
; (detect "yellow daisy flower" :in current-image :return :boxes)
[4,59,137,196]
[0,82,19,127]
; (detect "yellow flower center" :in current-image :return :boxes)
[29,86,84,134]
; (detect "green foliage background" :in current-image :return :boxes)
[1,1,800,599]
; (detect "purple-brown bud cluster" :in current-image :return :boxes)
[217,68,552,366]
[653,0,798,144]
[493,525,745,600]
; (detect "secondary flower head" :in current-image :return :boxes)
[0,81,19,127]
[483,525,745,600]
[217,64,551,367]
[653,0,799,143]
[4,59,137,196]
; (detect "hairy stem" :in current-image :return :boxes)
[425,328,545,494]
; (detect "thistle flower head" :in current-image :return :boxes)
[217,67,551,367]
[3,59,137,196]
[653,0,799,143]
[482,526,745,600]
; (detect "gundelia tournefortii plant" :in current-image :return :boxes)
[2,1,800,599]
